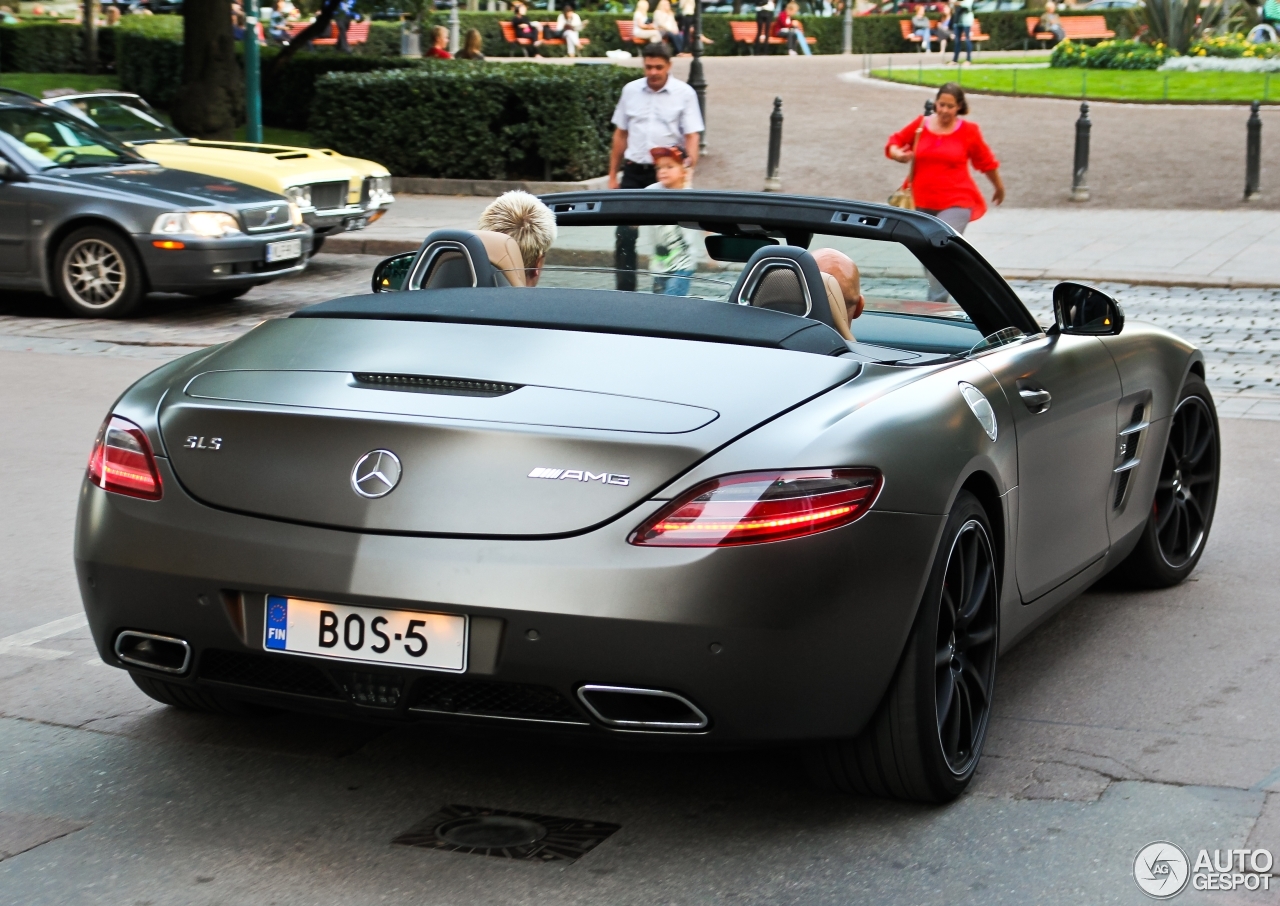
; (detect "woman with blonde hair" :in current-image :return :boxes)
[652,0,682,53]
[772,1,811,55]
[632,0,660,43]
[426,24,452,58]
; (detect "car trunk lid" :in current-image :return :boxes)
[158,318,860,536]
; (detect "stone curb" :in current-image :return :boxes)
[319,243,1280,289]
[391,176,609,197]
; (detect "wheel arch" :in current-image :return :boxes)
[958,469,1005,592]
[44,216,150,293]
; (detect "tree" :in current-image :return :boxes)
[172,0,243,139]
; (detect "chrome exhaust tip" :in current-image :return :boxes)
[576,685,709,732]
[114,630,191,675]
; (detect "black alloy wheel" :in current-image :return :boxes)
[934,518,999,776]
[1152,394,1218,569]
[806,491,999,802]
[1113,376,1220,589]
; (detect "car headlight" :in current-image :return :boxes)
[284,185,312,209]
[151,211,242,238]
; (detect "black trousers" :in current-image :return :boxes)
[615,162,656,291]
[754,11,772,54]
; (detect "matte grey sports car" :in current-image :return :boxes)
[75,191,1218,802]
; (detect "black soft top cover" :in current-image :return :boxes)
[293,288,852,356]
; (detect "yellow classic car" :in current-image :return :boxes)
[46,90,394,253]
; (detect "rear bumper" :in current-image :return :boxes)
[138,227,312,292]
[75,460,945,741]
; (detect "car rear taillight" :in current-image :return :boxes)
[629,469,882,547]
[87,415,163,500]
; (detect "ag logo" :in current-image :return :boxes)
[351,450,402,499]
[1134,842,1190,899]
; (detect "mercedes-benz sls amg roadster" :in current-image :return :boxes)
[75,191,1219,802]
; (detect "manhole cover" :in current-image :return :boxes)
[393,804,620,863]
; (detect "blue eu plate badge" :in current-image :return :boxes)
[265,595,289,650]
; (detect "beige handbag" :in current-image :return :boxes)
[888,120,924,210]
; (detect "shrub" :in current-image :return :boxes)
[116,16,184,106]
[0,20,118,72]
[259,48,420,129]
[309,62,633,180]
[1050,37,1172,69]
[1189,33,1280,58]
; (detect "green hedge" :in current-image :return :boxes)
[259,47,421,129]
[115,17,183,106]
[0,21,116,71]
[310,62,633,179]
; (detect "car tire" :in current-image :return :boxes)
[1111,376,1220,589]
[806,491,1000,802]
[52,225,146,318]
[308,234,326,257]
[130,673,268,715]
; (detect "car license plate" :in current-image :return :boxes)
[343,216,369,231]
[265,238,302,263]
[264,595,467,672]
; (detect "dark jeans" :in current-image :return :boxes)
[952,23,971,62]
[754,11,772,54]
[615,162,657,291]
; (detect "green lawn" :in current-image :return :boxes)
[873,66,1277,103]
[0,72,120,97]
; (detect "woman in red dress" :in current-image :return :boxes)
[886,83,1003,300]
[886,83,1003,231]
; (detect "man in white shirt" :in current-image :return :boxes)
[608,41,704,290]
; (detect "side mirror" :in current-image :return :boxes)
[0,158,24,182]
[1052,281,1124,336]
[371,252,415,293]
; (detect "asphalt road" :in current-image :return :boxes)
[0,264,1277,904]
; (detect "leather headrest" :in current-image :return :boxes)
[474,230,527,287]
[821,272,854,341]
[728,245,844,337]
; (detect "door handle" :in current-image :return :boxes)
[1018,387,1052,413]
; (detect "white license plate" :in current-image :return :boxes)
[265,238,302,263]
[264,595,467,672]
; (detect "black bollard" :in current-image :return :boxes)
[924,98,935,116]
[688,0,707,155]
[1245,100,1262,201]
[1071,101,1091,203]
[764,97,784,192]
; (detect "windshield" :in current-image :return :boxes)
[543,225,970,322]
[529,223,984,355]
[0,105,140,170]
[51,94,184,144]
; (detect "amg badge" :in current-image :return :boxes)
[528,467,630,486]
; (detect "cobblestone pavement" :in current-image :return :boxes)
[2,261,1275,418]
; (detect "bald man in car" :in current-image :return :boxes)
[812,247,865,341]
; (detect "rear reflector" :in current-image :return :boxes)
[88,415,163,500]
[629,468,882,547]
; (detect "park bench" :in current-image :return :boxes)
[286,19,368,46]
[900,17,987,50]
[1024,14,1114,48]
[500,20,591,54]
[615,20,651,45]
[898,18,947,53]
[729,19,817,52]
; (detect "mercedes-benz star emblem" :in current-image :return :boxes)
[351,450,402,499]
